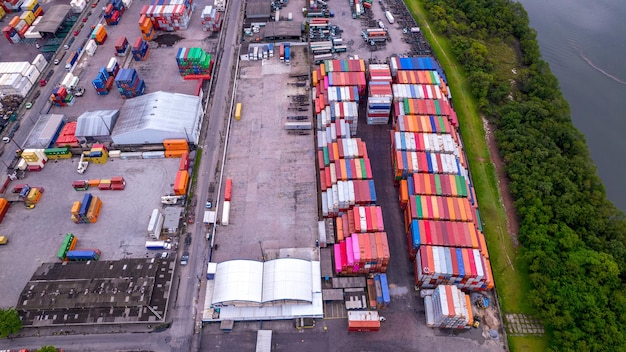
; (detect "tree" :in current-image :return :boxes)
[0,308,22,338]
[36,346,58,352]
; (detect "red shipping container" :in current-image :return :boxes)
[224,178,233,201]
[179,151,189,171]
[111,183,125,190]
[98,183,111,190]
[111,176,125,184]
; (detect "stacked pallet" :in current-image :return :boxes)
[71,193,103,224]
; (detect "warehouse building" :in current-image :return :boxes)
[245,0,271,20]
[203,258,323,321]
[75,110,119,145]
[262,22,303,41]
[23,113,66,149]
[34,5,72,36]
[111,91,203,146]
[17,258,175,326]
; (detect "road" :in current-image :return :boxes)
[0,0,244,350]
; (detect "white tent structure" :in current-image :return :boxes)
[204,258,323,321]
[75,110,119,144]
[111,91,203,146]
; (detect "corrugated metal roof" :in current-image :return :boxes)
[35,5,71,33]
[23,114,66,149]
[111,91,203,145]
[75,110,119,137]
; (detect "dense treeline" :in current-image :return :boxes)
[422,0,626,350]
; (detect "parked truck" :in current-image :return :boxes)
[145,240,172,250]
[285,44,291,64]
[66,248,101,261]
[385,11,394,24]
[65,50,79,70]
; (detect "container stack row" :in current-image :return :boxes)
[81,144,109,164]
[71,193,103,224]
[49,86,75,106]
[21,148,48,171]
[104,0,127,26]
[114,68,145,99]
[200,5,221,32]
[90,24,108,45]
[132,37,150,61]
[176,47,213,78]
[366,64,393,125]
[141,0,194,32]
[95,176,126,190]
[57,233,78,261]
[387,58,493,329]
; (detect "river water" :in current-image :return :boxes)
[516,0,626,211]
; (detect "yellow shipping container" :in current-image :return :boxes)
[24,0,39,11]
[71,201,81,215]
[0,7,6,20]
[99,179,111,185]
[235,103,242,121]
[20,11,35,25]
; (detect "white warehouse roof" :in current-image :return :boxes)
[111,91,203,146]
[211,258,316,307]
[75,110,119,137]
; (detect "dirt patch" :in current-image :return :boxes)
[153,33,185,47]
[482,117,520,246]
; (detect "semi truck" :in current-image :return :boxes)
[65,50,79,70]
[285,44,291,64]
[145,240,172,250]
[385,11,394,24]
[66,248,101,261]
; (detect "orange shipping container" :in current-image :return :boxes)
[165,150,188,158]
[163,139,189,151]
[71,201,81,215]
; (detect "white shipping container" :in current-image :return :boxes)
[424,295,435,327]
[22,65,40,85]
[86,40,98,56]
[221,201,231,225]
[321,191,328,217]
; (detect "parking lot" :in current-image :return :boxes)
[0,157,180,308]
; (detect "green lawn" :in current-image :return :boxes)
[406,1,548,351]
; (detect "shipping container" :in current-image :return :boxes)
[347,311,381,332]
[221,201,231,225]
[145,240,171,250]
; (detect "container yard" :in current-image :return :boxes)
[0,0,510,348]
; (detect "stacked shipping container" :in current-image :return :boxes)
[82,144,109,164]
[21,149,48,171]
[114,68,145,98]
[55,122,80,147]
[141,0,194,32]
[200,5,221,32]
[104,0,126,26]
[71,193,103,224]
[137,12,155,41]
[57,233,77,261]
[366,64,393,125]
[1,0,43,43]
[132,37,150,61]
[176,47,212,79]
[424,285,473,329]
[114,36,130,56]
[90,24,108,45]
